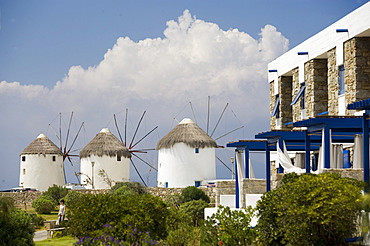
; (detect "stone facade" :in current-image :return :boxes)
[304,59,328,117]
[279,76,293,129]
[1,179,266,209]
[327,48,339,115]
[269,82,276,129]
[345,37,370,115]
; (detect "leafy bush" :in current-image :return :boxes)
[201,206,257,246]
[67,193,169,241]
[179,200,209,226]
[110,182,148,195]
[256,173,364,246]
[0,197,34,246]
[180,186,210,204]
[164,193,182,209]
[32,196,55,214]
[43,184,69,205]
[29,213,45,229]
[63,190,85,207]
[164,224,201,246]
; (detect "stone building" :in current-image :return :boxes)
[268,2,370,129]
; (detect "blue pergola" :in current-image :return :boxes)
[347,98,370,189]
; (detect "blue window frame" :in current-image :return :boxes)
[165,182,168,188]
[271,95,280,117]
[291,83,306,106]
[194,181,201,187]
[195,148,199,153]
[339,65,345,95]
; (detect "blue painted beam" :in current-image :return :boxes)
[244,147,250,178]
[266,142,271,192]
[235,150,240,208]
[323,127,331,169]
[363,112,369,191]
[278,138,284,173]
[305,131,310,173]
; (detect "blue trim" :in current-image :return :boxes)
[285,121,294,125]
[363,112,369,191]
[268,69,278,72]
[266,142,271,192]
[290,84,306,106]
[278,139,284,173]
[297,52,308,55]
[336,29,348,33]
[305,131,310,173]
[235,151,239,208]
[317,111,328,116]
[244,147,250,178]
[323,127,331,168]
[271,96,280,117]
[348,97,370,110]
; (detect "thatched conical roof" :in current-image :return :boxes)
[79,128,131,159]
[156,118,217,150]
[21,134,63,155]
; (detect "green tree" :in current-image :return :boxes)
[43,184,69,205]
[201,205,257,246]
[32,196,55,214]
[256,172,364,246]
[0,197,34,246]
[67,193,169,241]
[110,182,148,195]
[180,186,210,204]
[179,199,209,226]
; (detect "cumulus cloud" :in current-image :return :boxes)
[0,10,289,188]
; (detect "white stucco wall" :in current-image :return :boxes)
[19,154,64,192]
[80,155,130,189]
[157,143,216,188]
[268,1,370,83]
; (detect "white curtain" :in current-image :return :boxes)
[353,134,363,169]
[235,151,244,208]
[277,141,306,174]
[331,144,343,168]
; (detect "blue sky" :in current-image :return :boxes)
[0,0,368,190]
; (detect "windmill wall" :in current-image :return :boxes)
[157,143,216,188]
[19,154,64,192]
[80,155,130,189]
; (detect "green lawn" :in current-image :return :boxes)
[35,236,76,246]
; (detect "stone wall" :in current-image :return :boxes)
[305,59,328,117]
[279,76,293,129]
[291,67,301,122]
[345,37,370,114]
[326,48,339,115]
[0,191,42,209]
[0,180,266,209]
[270,81,276,129]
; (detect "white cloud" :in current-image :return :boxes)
[0,10,289,189]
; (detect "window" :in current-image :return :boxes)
[22,156,26,162]
[271,95,280,118]
[117,155,121,161]
[23,169,26,175]
[194,181,201,187]
[291,82,306,110]
[195,148,199,154]
[165,182,168,188]
[52,156,56,162]
[339,65,345,95]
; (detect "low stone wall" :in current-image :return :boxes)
[0,191,42,209]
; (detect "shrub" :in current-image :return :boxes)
[43,184,69,205]
[63,190,85,207]
[256,173,364,246]
[110,182,148,195]
[67,193,169,241]
[180,186,210,204]
[29,213,45,229]
[0,197,34,246]
[201,206,257,246]
[32,196,55,214]
[179,200,209,226]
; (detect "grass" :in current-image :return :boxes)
[35,236,76,246]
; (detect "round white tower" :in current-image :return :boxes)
[19,133,65,191]
[156,118,218,188]
[79,128,131,189]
